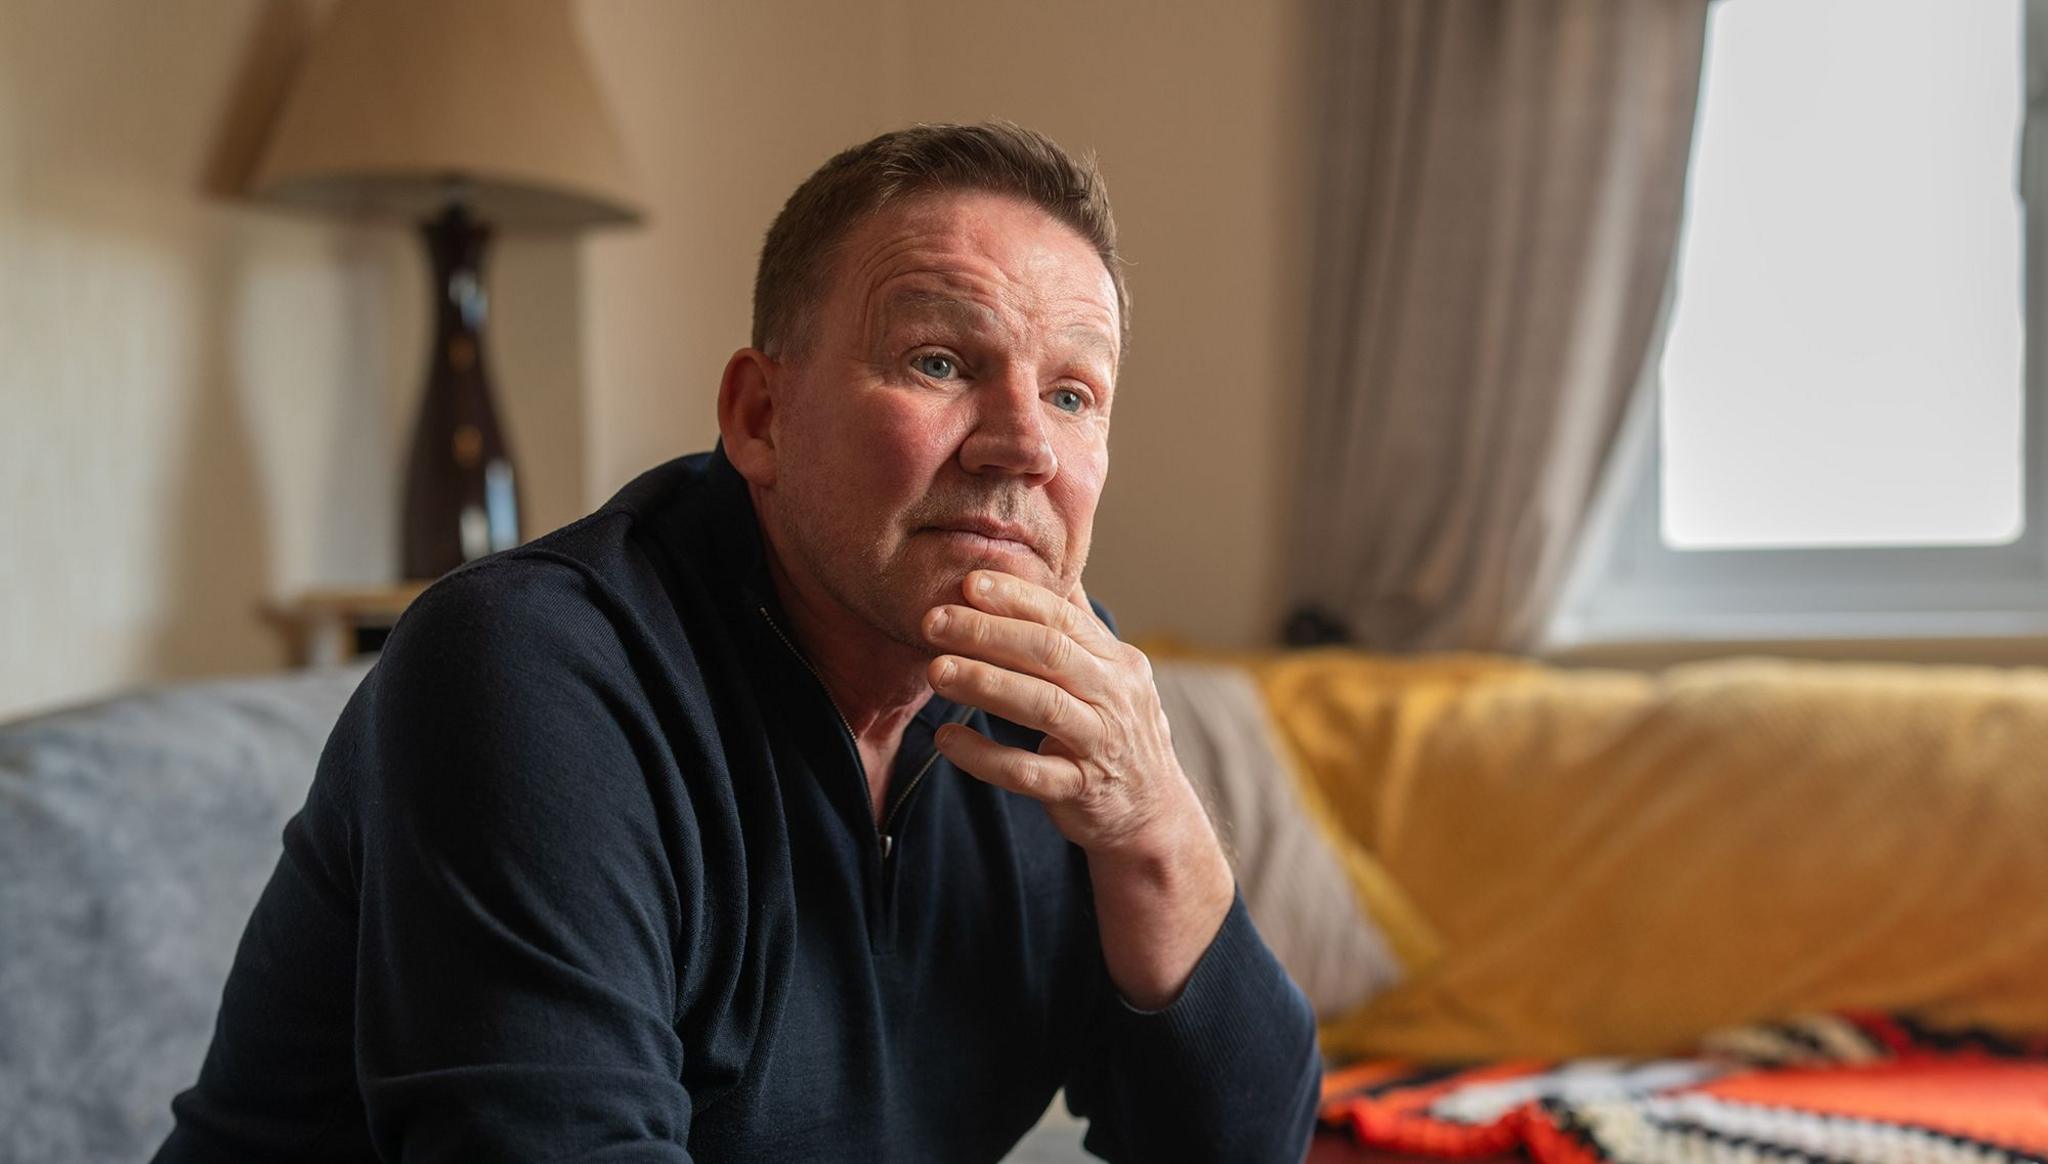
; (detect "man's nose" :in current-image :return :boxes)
[959,370,1058,482]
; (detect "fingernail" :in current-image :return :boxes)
[927,607,949,637]
[934,658,956,683]
[974,574,994,595]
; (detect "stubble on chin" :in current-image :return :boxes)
[776,484,1086,656]
[865,536,993,653]
[874,533,1072,653]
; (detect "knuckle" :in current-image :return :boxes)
[1007,762,1040,795]
[976,665,1012,703]
[973,663,1005,700]
[1037,630,1071,671]
[1036,685,1068,730]
[965,612,995,646]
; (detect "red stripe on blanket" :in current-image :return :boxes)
[1319,1014,2048,1162]
[1697,1058,2048,1152]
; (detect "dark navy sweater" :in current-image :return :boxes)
[157,449,1321,1162]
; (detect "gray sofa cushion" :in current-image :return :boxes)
[0,664,371,1164]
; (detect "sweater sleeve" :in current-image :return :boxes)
[350,560,696,1161]
[1063,892,1323,1163]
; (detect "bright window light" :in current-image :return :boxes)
[1660,0,2025,550]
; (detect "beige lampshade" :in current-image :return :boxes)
[251,0,643,229]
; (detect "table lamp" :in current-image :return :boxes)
[249,0,644,580]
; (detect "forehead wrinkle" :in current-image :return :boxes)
[857,274,1004,363]
[836,204,1120,366]
[863,264,1025,354]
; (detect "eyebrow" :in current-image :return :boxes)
[878,289,1119,372]
[1060,325,1120,373]
[879,289,999,332]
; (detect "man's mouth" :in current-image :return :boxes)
[920,517,1041,558]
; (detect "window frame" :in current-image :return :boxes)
[1543,0,2048,650]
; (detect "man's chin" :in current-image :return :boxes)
[867,561,1072,660]
[941,563,1059,605]
[873,544,1075,651]
[909,529,1059,587]
[884,570,1002,639]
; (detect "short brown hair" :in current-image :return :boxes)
[751,121,1129,360]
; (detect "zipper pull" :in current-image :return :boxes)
[879,833,895,861]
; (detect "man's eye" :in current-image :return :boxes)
[913,353,959,380]
[1050,388,1087,414]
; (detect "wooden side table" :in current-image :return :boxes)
[266,584,429,667]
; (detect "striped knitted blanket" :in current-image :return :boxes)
[1320,1014,2048,1162]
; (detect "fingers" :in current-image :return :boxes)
[928,654,1103,752]
[960,571,1117,657]
[934,722,1081,802]
[929,573,1187,861]
[923,602,1102,693]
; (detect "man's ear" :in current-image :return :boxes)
[717,347,781,487]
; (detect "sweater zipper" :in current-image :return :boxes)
[757,606,859,744]
[756,606,902,868]
[756,606,967,870]
[878,706,972,862]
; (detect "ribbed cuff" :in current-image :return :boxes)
[1102,891,1323,1160]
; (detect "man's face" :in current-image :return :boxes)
[760,190,1121,653]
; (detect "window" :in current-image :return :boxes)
[1547,0,2046,646]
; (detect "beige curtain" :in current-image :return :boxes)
[1286,0,1709,652]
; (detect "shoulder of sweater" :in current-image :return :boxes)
[367,559,638,733]
[382,456,722,670]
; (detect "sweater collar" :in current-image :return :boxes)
[700,441,779,616]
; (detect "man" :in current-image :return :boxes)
[158,122,1320,1162]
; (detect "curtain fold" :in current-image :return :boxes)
[1287,0,1709,652]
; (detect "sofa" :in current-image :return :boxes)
[7,648,2048,1161]
[1,664,377,1162]
[0,661,1271,1162]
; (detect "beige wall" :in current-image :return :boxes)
[0,0,585,720]
[0,0,1311,720]
[577,0,904,497]
[579,0,1314,648]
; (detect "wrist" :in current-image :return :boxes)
[1086,774,1222,869]
[1083,799,1237,1010]
[1086,808,1228,894]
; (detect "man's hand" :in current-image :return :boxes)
[923,569,1235,1009]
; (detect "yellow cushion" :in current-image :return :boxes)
[1248,651,2048,1061]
